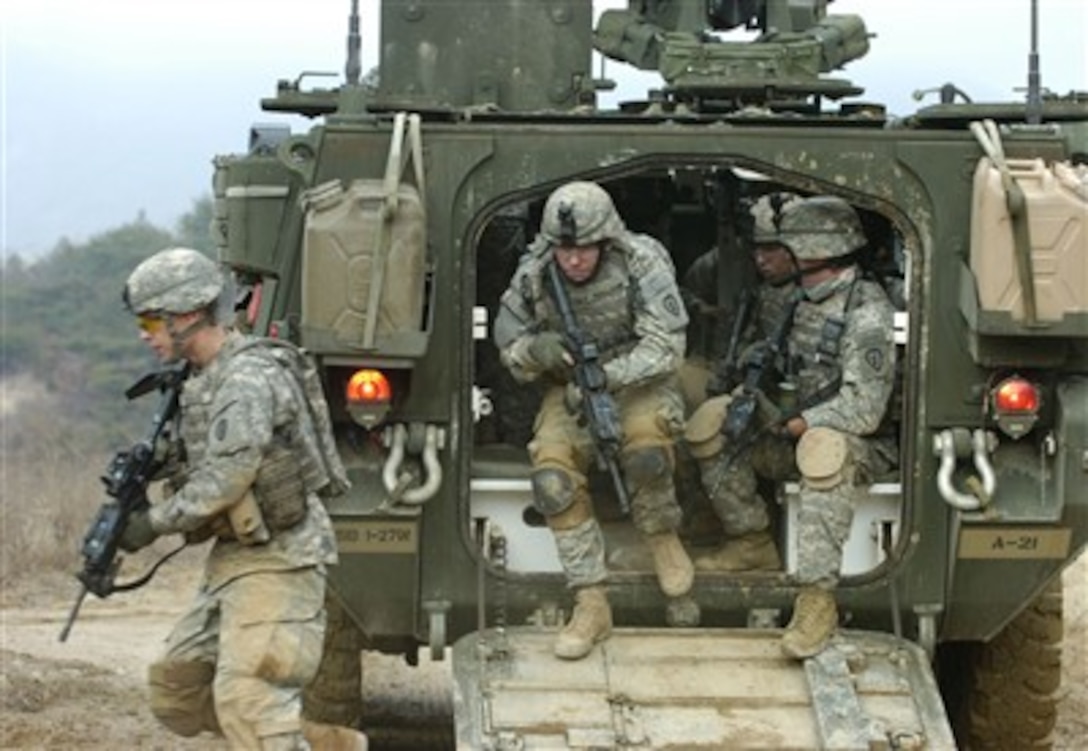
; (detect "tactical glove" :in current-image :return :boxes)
[527,332,572,376]
[119,508,158,553]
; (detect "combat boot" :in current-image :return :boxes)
[644,532,695,597]
[554,585,612,660]
[694,530,781,572]
[780,587,838,659]
[302,719,369,750]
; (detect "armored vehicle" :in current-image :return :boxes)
[212,1,1087,747]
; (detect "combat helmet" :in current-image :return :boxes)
[540,181,626,247]
[776,196,867,260]
[750,191,803,245]
[124,247,225,315]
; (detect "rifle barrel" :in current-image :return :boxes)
[58,585,88,642]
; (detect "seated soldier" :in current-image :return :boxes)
[686,195,897,659]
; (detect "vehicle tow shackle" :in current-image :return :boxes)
[382,422,446,505]
[932,428,997,511]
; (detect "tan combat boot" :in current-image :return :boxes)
[694,530,782,572]
[302,719,369,751]
[554,585,613,660]
[780,587,838,659]
[645,532,695,597]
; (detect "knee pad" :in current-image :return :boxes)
[148,659,219,737]
[531,467,576,516]
[684,395,731,460]
[796,427,851,491]
[620,445,670,490]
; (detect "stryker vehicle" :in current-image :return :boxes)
[212,1,1088,748]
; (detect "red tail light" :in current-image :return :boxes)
[993,377,1040,414]
[990,376,1040,439]
[345,369,392,428]
[347,369,392,404]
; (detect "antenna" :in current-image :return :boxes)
[345,0,361,86]
[1026,0,1042,124]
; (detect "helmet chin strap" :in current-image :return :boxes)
[164,311,215,360]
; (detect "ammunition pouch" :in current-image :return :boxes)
[252,436,310,531]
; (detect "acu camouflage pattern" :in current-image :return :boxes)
[553,517,609,588]
[495,213,689,588]
[539,180,625,247]
[125,247,225,315]
[787,267,895,436]
[775,195,868,261]
[144,330,340,748]
[751,191,804,245]
[495,231,688,390]
[150,567,326,748]
[698,263,896,587]
[788,267,896,586]
[149,331,338,591]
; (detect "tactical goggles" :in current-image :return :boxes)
[136,313,167,334]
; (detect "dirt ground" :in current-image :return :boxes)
[1,546,1085,750]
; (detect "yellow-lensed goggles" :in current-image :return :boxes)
[136,313,167,334]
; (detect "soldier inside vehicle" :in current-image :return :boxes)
[471,168,906,647]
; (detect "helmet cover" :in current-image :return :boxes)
[775,196,867,261]
[540,181,625,246]
[124,247,225,315]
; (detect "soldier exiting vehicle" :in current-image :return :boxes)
[118,248,366,750]
[494,181,695,660]
[685,196,897,659]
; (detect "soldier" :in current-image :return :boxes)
[676,191,803,543]
[685,196,896,659]
[118,248,366,750]
[494,181,694,660]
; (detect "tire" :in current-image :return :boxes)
[303,591,364,727]
[302,592,455,749]
[938,580,1064,750]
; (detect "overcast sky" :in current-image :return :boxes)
[2,0,1085,260]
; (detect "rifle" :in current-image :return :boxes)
[719,292,801,454]
[708,287,755,396]
[59,364,189,642]
[545,259,632,516]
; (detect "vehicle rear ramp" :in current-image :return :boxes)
[453,627,956,750]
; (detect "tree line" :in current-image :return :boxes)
[2,197,215,444]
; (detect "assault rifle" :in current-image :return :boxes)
[719,293,801,458]
[59,364,189,642]
[708,288,755,396]
[545,259,632,516]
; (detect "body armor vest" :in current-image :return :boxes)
[532,250,637,362]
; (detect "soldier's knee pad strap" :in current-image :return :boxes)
[796,427,850,491]
[621,445,670,489]
[531,467,576,516]
[148,659,218,737]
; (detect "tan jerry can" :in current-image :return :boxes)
[970,157,1088,324]
[300,180,426,349]
[300,112,428,351]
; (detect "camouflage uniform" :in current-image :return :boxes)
[495,181,693,658]
[684,194,801,546]
[785,267,896,583]
[688,198,895,577]
[123,248,342,750]
[689,196,897,657]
